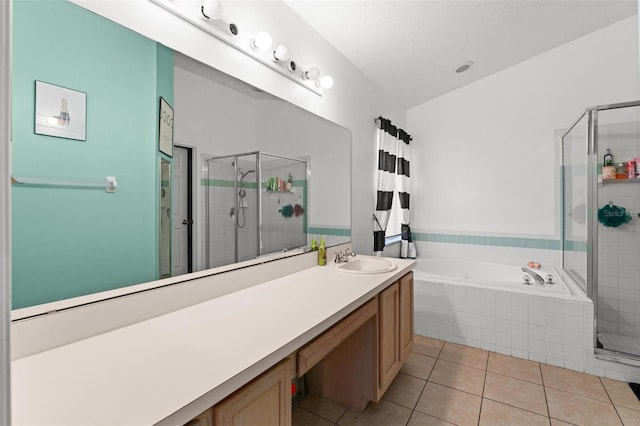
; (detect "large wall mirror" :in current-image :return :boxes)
[10,0,351,310]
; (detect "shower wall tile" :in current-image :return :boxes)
[596,127,640,340]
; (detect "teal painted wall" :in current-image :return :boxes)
[156,44,174,278]
[11,0,173,308]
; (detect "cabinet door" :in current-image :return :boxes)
[399,272,414,363]
[378,281,401,394]
[213,359,292,426]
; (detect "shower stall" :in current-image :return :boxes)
[562,100,640,359]
[204,151,308,269]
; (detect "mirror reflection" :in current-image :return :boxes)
[11,0,351,310]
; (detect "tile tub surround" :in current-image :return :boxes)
[293,336,640,426]
[413,276,640,383]
[413,277,592,363]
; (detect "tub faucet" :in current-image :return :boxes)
[521,267,545,284]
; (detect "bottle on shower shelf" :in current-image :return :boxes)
[604,148,613,166]
[616,162,628,179]
[286,173,293,191]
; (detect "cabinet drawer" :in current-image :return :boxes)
[297,298,377,376]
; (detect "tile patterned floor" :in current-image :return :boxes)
[293,335,640,425]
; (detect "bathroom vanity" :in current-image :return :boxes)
[11,254,415,425]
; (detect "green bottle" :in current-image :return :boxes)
[310,237,318,251]
[318,237,326,266]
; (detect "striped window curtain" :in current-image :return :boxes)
[397,129,416,259]
[373,117,398,255]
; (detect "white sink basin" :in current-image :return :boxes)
[330,257,398,274]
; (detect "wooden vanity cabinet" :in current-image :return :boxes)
[184,270,414,425]
[212,358,292,426]
[376,272,414,400]
[399,272,414,363]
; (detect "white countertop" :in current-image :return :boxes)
[11,256,415,426]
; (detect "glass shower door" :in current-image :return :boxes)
[561,112,588,293]
[205,153,260,268]
[594,104,640,356]
[205,156,236,268]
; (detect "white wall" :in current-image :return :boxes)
[71,0,406,256]
[255,99,351,231]
[408,16,640,241]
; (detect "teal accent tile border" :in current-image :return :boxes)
[412,232,587,252]
[201,179,306,190]
[308,227,351,237]
[201,179,261,188]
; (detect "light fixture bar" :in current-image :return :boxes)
[148,0,323,96]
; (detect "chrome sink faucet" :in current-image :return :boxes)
[335,248,356,263]
[521,267,545,284]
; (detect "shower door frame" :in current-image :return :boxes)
[564,100,640,359]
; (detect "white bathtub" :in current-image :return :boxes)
[412,257,593,369]
[414,258,576,297]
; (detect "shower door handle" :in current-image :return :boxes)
[182,219,193,225]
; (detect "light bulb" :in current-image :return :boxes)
[272,45,289,62]
[251,32,272,51]
[303,67,320,80]
[201,0,223,20]
[317,75,334,89]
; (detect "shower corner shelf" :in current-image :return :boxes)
[265,189,296,194]
[599,176,640,186]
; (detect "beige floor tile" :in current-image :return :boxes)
[292,407,334,426]
[541,364,609,402]
[439,341,488,370]
[382,373,426,409]
[602,378,640,411]
[549,419,574,425]
[479,399,550,426]
[413,335,445,358]
[484,371,548,416]
[337,399,412,426]
[401,352,437,380]
[408,410,455,426]
[298,393,348,423]
[487,351,542,384]
[415,382,482,426]
[429,359,486,396]
[616,405,640,425]
[546,387,622,425]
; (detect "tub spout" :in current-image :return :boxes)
[521,267,545,284]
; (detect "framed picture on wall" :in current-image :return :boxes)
[158,97,174,157]
[34,81,87,141]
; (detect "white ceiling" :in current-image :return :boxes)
[284,0,638,109]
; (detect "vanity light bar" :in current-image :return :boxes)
[148,0,333,96]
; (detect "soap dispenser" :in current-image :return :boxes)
[318,237,326,266]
